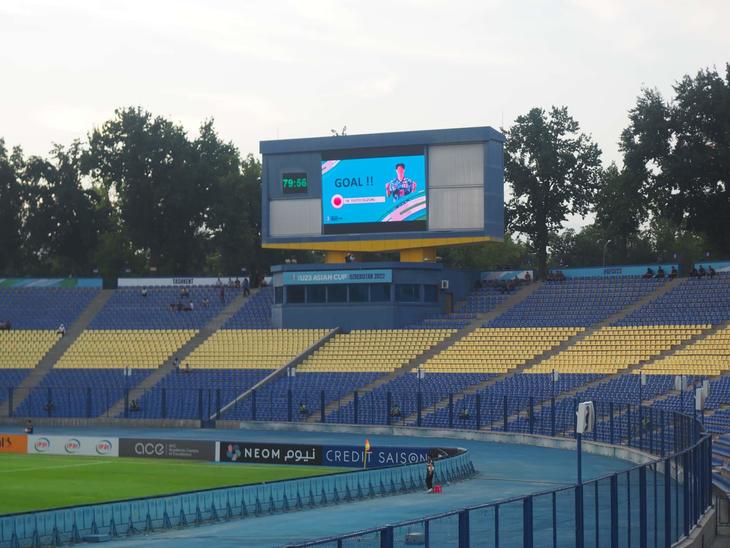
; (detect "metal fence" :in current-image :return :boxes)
[0,450,475,547]
[279,406,711,548]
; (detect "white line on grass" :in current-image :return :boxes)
[0,461,113,474]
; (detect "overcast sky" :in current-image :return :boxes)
[1,0,728,169]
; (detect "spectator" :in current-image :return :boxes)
[390,404,401,418]
[689,266,698,278]
[0,320,10,331]
[43,400,54,415]
[184,362,190,374]
[299,402,310,417]
[56,324,66,338]
[524,271,532,283]
[656,266,665,279]
[202,297,209,308]
[234,277,241,289]
[24,419,33,434]
[709,265,717,278]
[188,300,194,311]
[643,267,654,279]
[669,266,678,279]
[141,286,148,298]
[698,265,706,278]
[129,400,140,412]
[243,277,250,297]
[173,357,180,371]
[459,407,471,420]
[180,286,190,298]
[219,285,225,303]
[425,457,435,493]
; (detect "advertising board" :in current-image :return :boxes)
[27,435,118,456]
[219,442,322,465]
[119,439,216,461]
[322,445,435,468]
[282,269,392,285]
[0,434,27,454]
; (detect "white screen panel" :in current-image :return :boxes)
[429,187,484,230]
[270,199,322,236]
[428,144,484,188]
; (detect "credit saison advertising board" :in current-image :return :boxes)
[219,441,322,465]
[119,438,216,461]
[27,435,118,456]
[322,445,437,468]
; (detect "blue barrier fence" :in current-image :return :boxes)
[0,450,474,547]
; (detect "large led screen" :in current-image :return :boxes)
[321,154,427,234]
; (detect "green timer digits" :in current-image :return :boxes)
[282,172,308,194]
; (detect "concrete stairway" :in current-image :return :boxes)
[312,282,544,422]
[6,289,114,417]
[103,289,260,419]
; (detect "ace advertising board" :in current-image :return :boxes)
[119,438,216,461]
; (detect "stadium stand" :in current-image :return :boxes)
[222,287,274,328]
[486,277,665,327]
[639,324,730,376]
[223,329,454,422]
[0,330,58,369]
[131,329,328,419]
[529,325,708,375]
[89,286,229,329]
[185,329,327,370]
[54,330,197,369]
[422,327,582,374]
[0,287,98,329]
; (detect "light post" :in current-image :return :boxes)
[602,239,613,268]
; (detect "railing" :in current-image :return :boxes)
[0,448,474,546]
[282,407,711,547]
[0,383,714,547]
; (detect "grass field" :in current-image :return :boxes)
[0,454,342,515]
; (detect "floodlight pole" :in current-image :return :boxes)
[602,240,613,268]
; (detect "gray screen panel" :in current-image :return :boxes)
[270,199,322,236]
[428,144,485,188]
[429,187,484,230]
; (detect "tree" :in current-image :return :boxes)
[594,163,646,262]
[85,107,213,274]
[621,66,730,257]
[505,107,602,278]
[440,234,530,271]
[21,142,100,275]
[0,140,23,274]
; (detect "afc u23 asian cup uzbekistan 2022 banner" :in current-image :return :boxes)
[321,154,427,233]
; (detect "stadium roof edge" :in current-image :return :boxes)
[259,126,504,154]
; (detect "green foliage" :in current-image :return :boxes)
[621,65,730,257]
[505,106,602,278]
[440,234,530,271]
[0,140,23,274]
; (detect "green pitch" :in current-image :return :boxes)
[0,454,342,515]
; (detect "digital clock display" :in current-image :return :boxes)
[282,172,308,194]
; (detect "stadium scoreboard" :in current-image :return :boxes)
[260,126,504,260]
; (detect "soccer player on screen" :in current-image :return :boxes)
[385,163,417,201]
